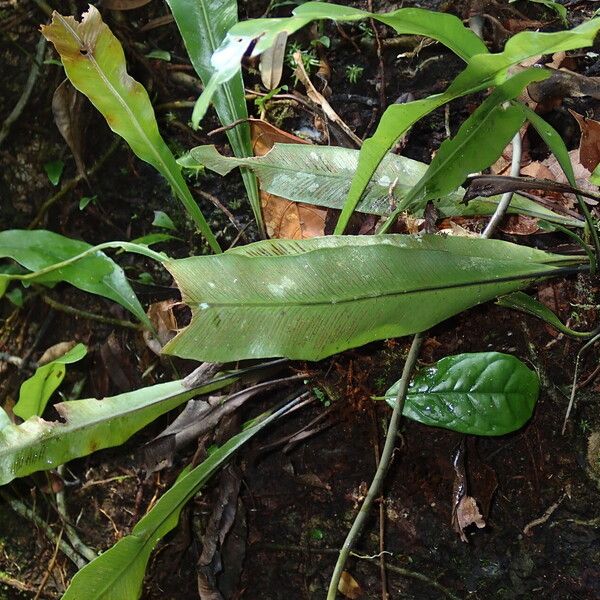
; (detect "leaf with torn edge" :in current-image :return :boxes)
[161,235,585,362]
[41,6,220,252]
[0,372,239,486]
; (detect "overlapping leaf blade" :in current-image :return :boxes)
[61,402,292,600]
[193,1,484,123]
[0,230,151,327]
[385,352,539,435]
[338,18,600,232]
[41,7,220,252]
[181,143,580,226]
[360,68,547,231]
[162,235,584,362]
[14,343,87,420]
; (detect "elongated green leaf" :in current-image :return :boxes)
[165,0,263,234]
[496,291,594,338]
[162,235,584,362]
[181,143,580,227]
[61,401,293,600]
[194,1,484,123]
[385,352,539,435]
[380,69,546,229]
[0,230,152,327]
[336,18,600,233]
[14,343,87,421]
[41,7,220,253]
[524,105,600,263]
[0,373,238,486]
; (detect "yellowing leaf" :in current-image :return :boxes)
[41,7,220,252]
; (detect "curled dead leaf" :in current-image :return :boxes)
[38,341,77,366]
[144,300,178,355]
[338,571,363,599]
[570,110,600,174]
[453,495,486,543]
[52,79,88,178]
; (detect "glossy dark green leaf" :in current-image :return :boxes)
[385,352,539,435]
[162,235,584,362]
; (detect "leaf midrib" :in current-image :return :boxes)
[185,268,563,309]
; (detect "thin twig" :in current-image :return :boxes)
[369,404,388,600]
[194,189,249,241]
[261,544,462,600]
[482,132,522,239]
[42,294,143,331]
[0,571,58,599]
[327,333,424,599]
[56,465,98,563]
[564,332,600,433]
[0,34,46,148]
[33,527,63,600]
[0,489,86,569]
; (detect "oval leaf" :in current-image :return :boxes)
[386,352,540,435]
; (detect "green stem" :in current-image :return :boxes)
[8,241,166,284]
[326,332,424,599]
[42,295,143,330]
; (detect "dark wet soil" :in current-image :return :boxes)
[1,1,600,599]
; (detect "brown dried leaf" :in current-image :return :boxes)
[453,495,486,543]
[570,110,600,173]
[250,120,327,239]
[338,571,363,599]
[529,70,600,105]
[498,214,539,235]
[543,148,597,196]
[259,31,288,90]
[144,300,178,355]
[38,341,77,366]
[52,79,87,178]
